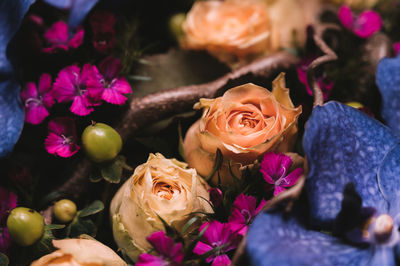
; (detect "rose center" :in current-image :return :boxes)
[153,181,181,200]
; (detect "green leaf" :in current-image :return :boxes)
[181,216,201,235]
[67,217,97,238]
[206,149,223,182]
[178,123,186,161]
[89,168,103,183]
[79,200,104,218]
[100,159,123,183]
[156,213,180,239]
[45,224,65,230]
[0,253,9,266]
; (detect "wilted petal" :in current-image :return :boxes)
[376,54,400,136]
[303,102,394,228]
[247,209,375,266]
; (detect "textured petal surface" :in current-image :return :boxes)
[303,102,396,228]
[376,54,400,137]
[247,209,375,266]
[0,0,35,157]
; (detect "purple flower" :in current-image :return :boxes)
[137,231,183,266]
[297,56,334,101]
[90,10,116,54]
[338,5,382,38]
[0,187,17,254]
[208,187,223,208]
[260,152,303,196]
[193,221,241,266]
[228,194,267,236]
[43,21,84,53]
[44,117,80,158]
[20,73,54,125]
[53,64,99,116]
[89,56,132,105]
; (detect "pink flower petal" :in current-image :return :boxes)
[136,253,166,266]
[68,27,84,49]
[20,82,37,101]
[353,10,382,38]
[38,73,52,94]
[338,5,353,29]
[101,87,128,105]
[25,103,50,125]
[209,187,223,207]
[255,199,268,214]
[99,56,122,80]
[44,21,68,44]
[53,65,81,102]
[281,167,303,188]
[212,254,231,266]
[273,186,286,196]
[146,231,173,256]
[394,42,400,56]
[193,241,213,261]
[45,118,80,158]
[70,95,94,116]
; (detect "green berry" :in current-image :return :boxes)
[82,122,122,163]
[53,199,77,223]
[7,207,44,246]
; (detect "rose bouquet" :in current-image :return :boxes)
[0,0,399,265]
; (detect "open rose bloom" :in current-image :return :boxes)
[31,239,126,266]
[110,153,212,262]
[182,0,320,65]
[184,73,302,185]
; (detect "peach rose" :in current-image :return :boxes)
[183,73,302,185]
[182,0,320,64]
[31,239,126,266]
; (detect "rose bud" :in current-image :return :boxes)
[183,73,302,185]
[31,239,126,266]
[110,153,212,262]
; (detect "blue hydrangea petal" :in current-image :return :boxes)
[246,210,376,266]
[303,102,398,228]
[0,0,35,157]
[67,0,99,28]
[377,144,400,216]
[43,0,71,9]
[376,55,400,137]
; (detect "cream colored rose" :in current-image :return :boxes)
[182,0,320,64]
[183,73,302,185]
[31,239,126,266]
[110,153,212,262]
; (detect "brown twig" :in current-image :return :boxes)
[307,33,338,107]
[53,52,298,201]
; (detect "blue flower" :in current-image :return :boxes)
[246,102,400,266]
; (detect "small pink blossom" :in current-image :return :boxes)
[44,117,80,158]
[194,221,241,266]
[260,152,303,196]
[228,194,267,236]
[338,5,382,38]
[208,187,223,208]
[297,56,334,101]
[20,73,54,125]
[43,21,84,53]
[53,64,100,116]
[89,56,132,105]
[137,231,183,266]
[90,10,116,54]
[393,42,400,56]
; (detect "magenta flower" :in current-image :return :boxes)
[90,10,116,54]
[89,56,132,105]
[228,194,267,236]
[43,21,84,53]
[338,5,382,38]
[44,117,80,157]
[136,231,183,266]
[193,221,241,266]
[53,64,99,116]
[260,152,303,196]
[0,187,17,254]
[20,73,54,125]
[393,42,400,56]
[297,56,334,101]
